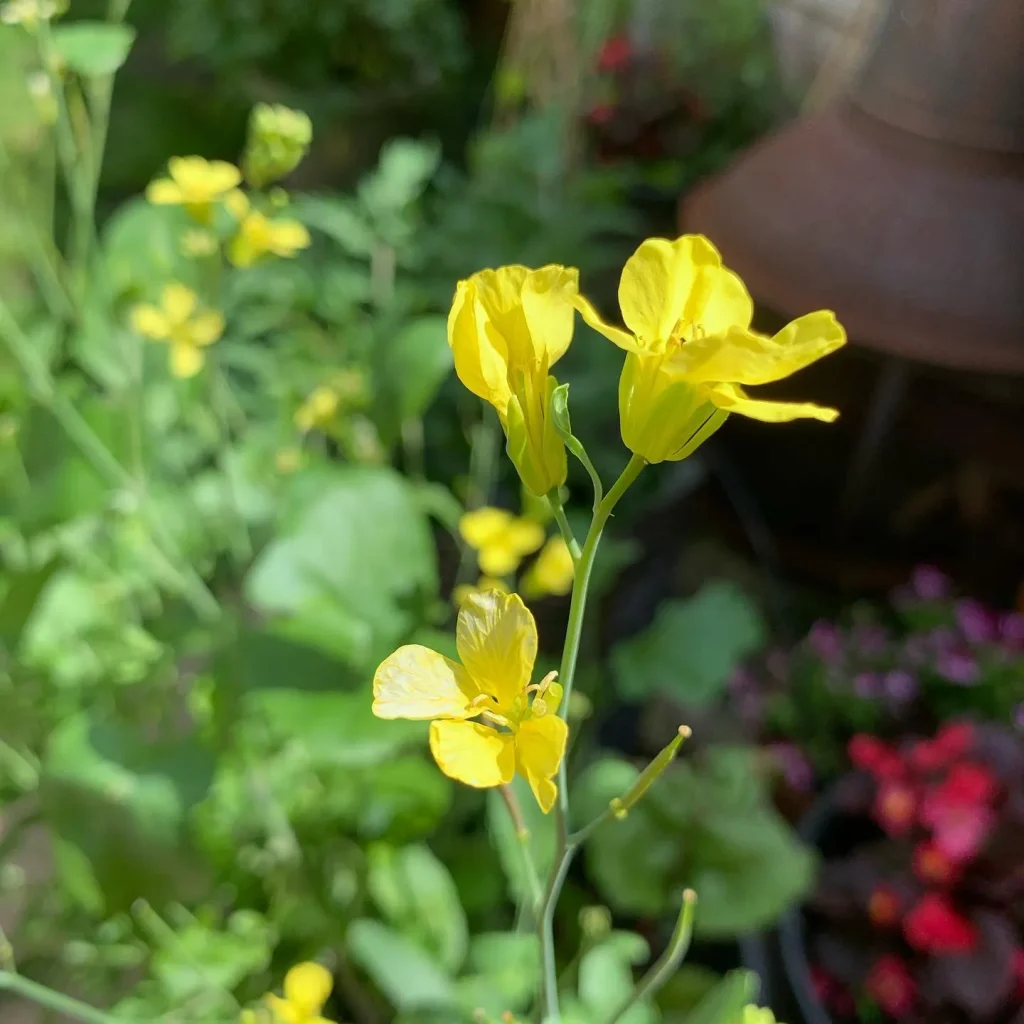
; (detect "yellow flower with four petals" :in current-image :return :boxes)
[226,190,310,268]
[130,283,224,378]
[447,265,579,496]
[261,962,335,1024]
[522,536,575,598]
[452,575,509,609]
[146,157,242,223]
[294,385,339,433]
[458,507,545,577]
[574,235,846,464]
[373,591,568,812]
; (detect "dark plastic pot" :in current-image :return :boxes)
[778,787,839,1024]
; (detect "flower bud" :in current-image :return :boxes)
[505,373,567,497]
[242,103,313,188]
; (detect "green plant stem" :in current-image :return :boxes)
[0,972,118,1024]
[538,453,646,1020]
[565,434,603,511]
[546,490,581,564]
[605,891,698,1024]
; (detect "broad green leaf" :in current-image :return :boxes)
[367,843,468,973]
[52,22,136,76]
[612,582,766,704]
[359,138,441,217]
[292,194,375,257]
[579,935,657,1024]
[358,756,452,843]
[464,932,539,1012]
[245,466,438,669]
[246,687,427,767]
[347,919,456,1010]
[682,970,758,1024]
[374,315,452,438]
[487,774,556,906]
[102,198,191,298]
[0,555,60,652]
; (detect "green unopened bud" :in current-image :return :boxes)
[242,103,312,188]
[612,725,691,816]
[738,1006,781,1024]
[505,374,567,497]
[549,382,572,442]
[579,905,612,940]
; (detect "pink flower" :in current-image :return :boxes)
[808,620,843,662]
[912,564,951,601]
[936,648,980,686]
[920,762,998,860]
[999,612,1024,648]
[910,723,975,774]
[769,742,815,793]
[865,955,917,1018]
[883,669,917,704]
[955,598,996,644]
[849,734,904,779]
[903,893,977,954]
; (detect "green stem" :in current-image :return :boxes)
[538,453,646,1020]
[0,971,118,1024]
[605,891,698,1024]
[546,490,581,564]
[565,434,603,511]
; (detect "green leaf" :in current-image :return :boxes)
[358,756,452,843]
[102,198,191,298]
[578,935,656,1024]
[367,843,468,973]
[487,774,556,905]
[374,315,452,440]
[612,582,766,704]
[246,687,427,768]
[245,466,438,670]
[0,555,60,653]
[463,932,539,1012]
[292,194,375,257]
[360,138,441,216]
[347,919,456,1010]
[52,22,136,76]
[682,970,758,1024]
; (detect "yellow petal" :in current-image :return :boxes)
[522,536,575,598]
[228,232,258,268]
[146,177,183,205]
[689,265,753,337]
[373,644,476,720]
[188,311,224,347]
[572,292,638,351]
[161,282,198,324]
[618,235,721,347]
[130,303,170,339]
[519,265,579,369]
[203,160,243,196]
[265,994,301,1024]
[169,156,241,201]
[453,576,509,608]
[459,507,513,550]
[456,590,537,710]
[283,962,333,1015]
[708,382,839,423]
[514,713,568,813]
[503,518,545,559]
[269,219,311,256]
[429,719,515,788]
[447,279,513,412]
[225,188,250,220]
[170,342,204,379]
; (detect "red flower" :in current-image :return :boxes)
[909,739,945,774]
[920,762,999,860]
[587,103,615,125]
[873,780,917,837]
[865,955,916,1018]
[934,722,975,760]
[903,893,977,954]
[913,840,962,886]
[849,734,904,779]
[940,762,998,804]
[1013,948,1024,1000]
[597,33,632,73]
[868,885,902,928]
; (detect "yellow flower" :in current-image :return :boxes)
[146,157,242,223]
[447,265,578,496]
[374,590,568,812]
[452,575,509,608]
[295,386,339,433]
[575,235,845,464]
[130,283,224,378]
[522,536,574,598]
[1,0,62,27]
[459,507,544,577]
[265,962,335,1024]
[226,190,310,268]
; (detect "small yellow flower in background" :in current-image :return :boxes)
[459,507,544,577]
[226,190,310,268]
[1,0,63,28]
[522,536,575,598]
[452,575,509,608]
[294,386,339,433]
[180,229,219,257]
[130,283,224,379]
[146,157,242,223]
[265,962,335,1024]
[275,446,303,474]
[448,265,578,496]
[374,590,568,812]
[575,235,845,464]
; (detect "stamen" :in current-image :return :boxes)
[481,710,512,729]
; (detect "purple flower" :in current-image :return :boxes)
[935,649,981,686]
[998,612,1024,649]
[954,599,995,644]
[768,742,815,793]
[883,669,918,703]
[807,621,843,663]
[853,671,882,699]
[911,564,951,601]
